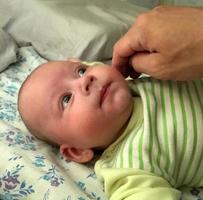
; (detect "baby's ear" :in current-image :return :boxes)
[60,144,94,163]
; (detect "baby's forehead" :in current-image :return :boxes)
[38,61,75,74]
[30,61,74,82]
[27,60,107,91]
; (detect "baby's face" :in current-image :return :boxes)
[20,61,133,151]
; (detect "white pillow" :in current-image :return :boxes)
[160,0,203,6]
[1,0,147,62]
[127,0,159,8]
[0,29,17,72]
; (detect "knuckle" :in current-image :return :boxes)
[135,13,150,26]
[113,41,119,51]
[113,41,122,53]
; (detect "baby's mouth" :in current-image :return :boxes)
[100,82,111,106]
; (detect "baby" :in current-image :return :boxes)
[18,60,203,200]
[18,60,133,162]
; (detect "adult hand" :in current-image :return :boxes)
[112,6,203,80]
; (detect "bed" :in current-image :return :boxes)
[0,0,203,199]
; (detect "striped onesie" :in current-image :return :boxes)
[95,77,203,200]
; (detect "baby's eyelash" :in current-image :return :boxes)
[78,67,87,77]
[62,93,72,109]
[75,64,88,77]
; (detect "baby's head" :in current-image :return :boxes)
[18,60,133,163]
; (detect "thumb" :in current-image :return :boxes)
[127,66,141,79]
[129,52,165,76]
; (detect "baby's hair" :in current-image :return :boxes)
[17,63,59,147]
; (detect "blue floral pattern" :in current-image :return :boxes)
[0,98,17,121]
[0,165,35,199]
[40,165,65,187]
[0,128,36,151]
[0,47,106,200]
[32,155,46,167]
[0,46,202,200]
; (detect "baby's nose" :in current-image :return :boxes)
[81,75,95,95]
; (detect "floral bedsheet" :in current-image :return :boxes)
[0,47,106,200]
[0,46,202,200]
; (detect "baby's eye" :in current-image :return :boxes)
[62,93,72,108]
[78,67,87,77]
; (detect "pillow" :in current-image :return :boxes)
[160,0,203,6]
[0,29,17,72]
[127,0,159,8]
[0,0,147,62]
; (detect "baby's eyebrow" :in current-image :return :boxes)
[49,78,68,117]
[49,88,60,117]
[51,89,66,119]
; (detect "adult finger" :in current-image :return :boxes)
[112,28,145,74]
[129,52,165,78]
[112,38,134,77]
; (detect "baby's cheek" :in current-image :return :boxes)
[115,87,132,110]
[77,113,100,132]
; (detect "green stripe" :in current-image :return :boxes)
[189,81,203,185]
[128,127,136,167]
[192,81,203,120]
[194,149,203,185]
[138,125,144,169]
[186,83,197,184]
[160,81,170,173]
[118,135,128,168]
[128,138,133,167]
[112,145,120,168]
[176,83,188,184]
[183,82,198,184]
[151,79,163,175]
[118,119,139,168]
[168,82,178,179]
[142,78,154,172]
[128,120,144,167]
[118,145,124,167]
